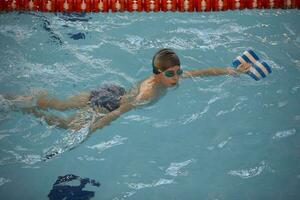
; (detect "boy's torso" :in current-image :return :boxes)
[123,76,167,107]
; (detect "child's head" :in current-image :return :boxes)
[152,48,180,74]
[152,48,182,87]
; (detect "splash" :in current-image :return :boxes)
[43,124,90,161]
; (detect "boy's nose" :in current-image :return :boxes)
[173,75,179,81]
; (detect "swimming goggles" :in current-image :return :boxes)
[163,69,183,78]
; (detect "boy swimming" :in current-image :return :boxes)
[21,48,250,136]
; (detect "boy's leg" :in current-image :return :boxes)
[37,92,90,111]
[1,90,47,111]
[23,107,86,130]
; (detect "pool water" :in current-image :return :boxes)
[0,10,300,200]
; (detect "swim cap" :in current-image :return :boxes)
[152,48,180,74]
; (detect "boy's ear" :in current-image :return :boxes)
[153,67,160,74]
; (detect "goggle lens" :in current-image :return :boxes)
[164,69,183,77]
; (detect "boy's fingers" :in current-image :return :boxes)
[244,63,251,71]
[226,67,238,76]
[238,63,251,72]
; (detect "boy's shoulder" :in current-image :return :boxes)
[134,76,157,102]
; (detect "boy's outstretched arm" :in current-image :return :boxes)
[182,63,251,79]
[22,107,83,130]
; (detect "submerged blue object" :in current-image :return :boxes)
[48,174,100,200]
[232,50,272,81]
[89,84,126,112]
[69,32,86,40]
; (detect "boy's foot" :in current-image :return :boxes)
[3,95,35,110]
[0,94,14,112]
[0,89,48,112]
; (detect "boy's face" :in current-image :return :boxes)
[158,65,181,87]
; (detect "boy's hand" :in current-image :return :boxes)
[236,62,251,73]
[226,67,238,76]
[226,62,251,76]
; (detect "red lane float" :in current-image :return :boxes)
[23,0,41,11]
[144,0,160,12]
[195,0,212,12]
[246,0,263,9]
[230,0,246,10]
[91,0,109,12]
[111,0,126,12]
[178,0,195,12]
[283,0,298,8]
[56,0,74,12]
[0,0,299,12]
[212,0,229,11]
[161,0,177,12]
[41,0,56,12]
[74,0,91,13]
[4,0,21,11]
[263,0,282,9]
[127,0,143,12]
[1,0,19,11]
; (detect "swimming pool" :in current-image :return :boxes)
[0,10,300,200]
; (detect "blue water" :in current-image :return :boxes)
[0,10,300,200]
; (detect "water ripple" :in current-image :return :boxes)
[0,177,11,186]
[123,114,150,122]
[217,137,232,149]
[0,134,9,140]
[153,119,175,128]
[0,24,33,42]
[181,92,230,124]
[228,161,267,179]
[181,105,209,125]
[0,149,41,166]
[165,159,195,177]
[124,178,175,198]
[216,96,248,117]
[87,135,127,154]
[272,129,296,139]
[127,178,174,190]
